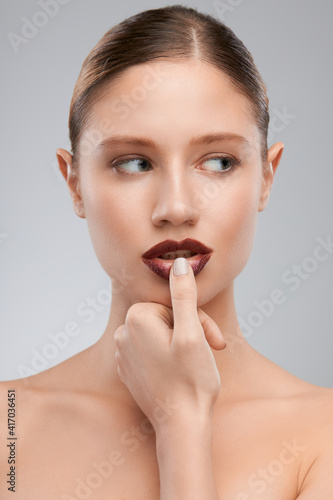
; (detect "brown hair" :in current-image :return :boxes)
[68,4,270,167]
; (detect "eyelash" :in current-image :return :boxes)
[110,155,241,177]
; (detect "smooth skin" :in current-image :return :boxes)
[0,59,332,499]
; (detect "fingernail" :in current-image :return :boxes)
[173,257,189,276]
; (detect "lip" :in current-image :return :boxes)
[142,238,213,281]
[142,238,212,259]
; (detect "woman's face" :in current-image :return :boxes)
[64,60,281,308]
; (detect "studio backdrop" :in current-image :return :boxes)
[1,0,332,386]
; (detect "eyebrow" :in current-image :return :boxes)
[96,132,251,150]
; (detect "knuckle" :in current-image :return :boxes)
[117,364,125,383]
[172,287,195,303]
[125,303,147,328]
[114,329,123,346]
[172,334,198,353]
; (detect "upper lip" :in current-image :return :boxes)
[142,238,213,259]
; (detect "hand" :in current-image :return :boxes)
[114,257,226,429]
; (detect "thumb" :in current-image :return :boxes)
[169,257,198,337]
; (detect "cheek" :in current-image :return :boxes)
[81,178,140,274]
[213,177,260,276]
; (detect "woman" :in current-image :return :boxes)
[1,5,332,499]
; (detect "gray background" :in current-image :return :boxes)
[1,0,332,385]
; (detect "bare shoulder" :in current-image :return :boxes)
[245,353,333,474]
[0,354,95,496]
[298,383,333,436]
[0,363,67,407]
[0,374,42,443]
[293,384,333,498]
[290,377,333,422]
[0,377,26,425]
[257,350,333,424]
[295,379,333,404]
[273,365,333,433]
[0,352,86,444]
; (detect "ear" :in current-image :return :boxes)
[258,142,284,212]
[56,148,85,218]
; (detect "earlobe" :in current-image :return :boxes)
[56,148,85,219]
[258,142,284,212]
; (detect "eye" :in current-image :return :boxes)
[201,155,239,174]
[112,157,152,174]
[111,154,240,176]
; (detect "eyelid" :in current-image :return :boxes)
[200,153,240,164]
[111,156,152,175]
[111,153,241,175]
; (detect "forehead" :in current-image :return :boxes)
[85,59,261,151]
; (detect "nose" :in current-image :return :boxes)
[151,167,200,227]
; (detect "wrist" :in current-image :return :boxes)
[154,410,218,500]
[154,408,213,447]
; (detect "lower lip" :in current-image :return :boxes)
[142,253,212,281]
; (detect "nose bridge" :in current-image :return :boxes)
[151,161,199,226]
